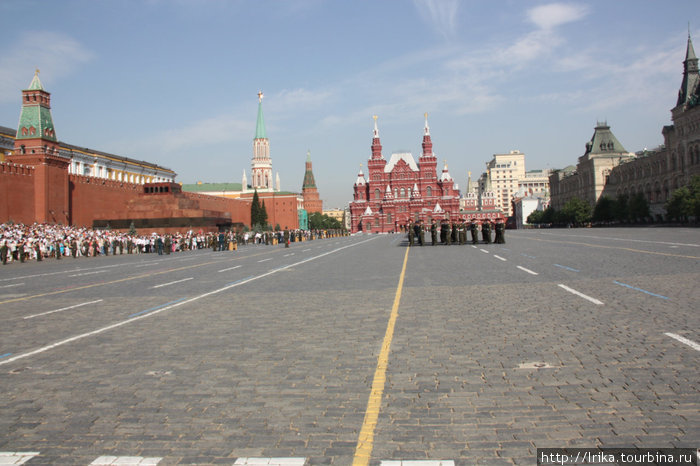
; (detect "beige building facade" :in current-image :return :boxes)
[550,34,700,217]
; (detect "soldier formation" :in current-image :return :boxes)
[407,218,505,246]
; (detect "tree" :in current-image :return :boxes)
[526,209,545,224]
[665,186,693,222]
[308,212,343,230]
[613,194,630,222]
[561,197,592,226]
[260,200,268,229]
[629,193,650,222]
[251,189,262,228]
[593,195,615,223]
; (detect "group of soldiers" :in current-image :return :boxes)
[407,218,506,246]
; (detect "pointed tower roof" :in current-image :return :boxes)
[677,32,700,107]
[485,169,493,192]
[440,161,452,182]
[355,165,366,186]
[27,69,43,90]
[302,150,317,189]
[255,91,267,139]
[467,171,475,193]
[16,70,57,142]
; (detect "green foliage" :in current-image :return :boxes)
[526,209,545,224]
[593,195,615,223]
[308,212,343,230]
[665,176,700,221]
[613,194,629,222]
[250,189,270,230]
[561,197,592,225]
[629,192,650,221]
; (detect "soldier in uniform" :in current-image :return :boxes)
[459,219,467,245]
[445,221,452,246]
[407,221,415,246]
[430,219,437,246]
[72,239,78,258]
[470,220,479,244]
[495,219,506,244]
[482,220,492,244]
[283,227,290,248]
[440,219,448,244]
[1,241,8,265]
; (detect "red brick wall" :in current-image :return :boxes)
[69,175,143,227]
[0,162,36,224]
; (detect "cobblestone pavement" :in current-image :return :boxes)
[0,229,698,465]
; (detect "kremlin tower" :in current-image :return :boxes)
[302,150,322,214]
[246,92,279,192]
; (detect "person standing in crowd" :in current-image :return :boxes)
[470,220,479,245]
[482,219,492,244]
[495,219,506,244]
[430,219,437,246]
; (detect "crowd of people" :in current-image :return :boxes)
[407,218,506,246]
[0,223,348,265]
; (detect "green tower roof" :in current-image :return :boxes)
[255,92,267,139]
[27,70,44,90]
[16,71,57,142]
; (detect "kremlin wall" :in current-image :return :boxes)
[0,74,304,233]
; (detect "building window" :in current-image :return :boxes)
[426,186,432,196]
[375,188,381,199]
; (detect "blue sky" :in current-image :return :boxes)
[0,1,697,209]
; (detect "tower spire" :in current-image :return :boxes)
[677,31,699,107]
[255,91,267,139]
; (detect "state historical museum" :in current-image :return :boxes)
[350,115,461,233]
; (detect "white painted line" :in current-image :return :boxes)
[24,299,104,320]
[90,456,162,465]
[68,270,108,277]
[134,261,162,268]
[665,332,700,351]
[0,283,24,288]
[235,458,306,466]
[150,277,193,289]
[516,266,538,275]
[557,284,604,305]
[0,237,378,367]
[380,461,454,466]
[258,258,272,262]
[493,255,507,261]
[471,245,477,248]
[303,248,311,252]
[218,265,241,272]
[0,452,41,464]
[479,248,489,253]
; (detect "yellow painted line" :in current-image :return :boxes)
[353,246,409,466]
[521,236,700,260]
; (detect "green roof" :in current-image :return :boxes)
[182,182,243,192]
[16,102,57,142]
[585,122,627,157]
[255,100,266,139]
[27,72,43,91]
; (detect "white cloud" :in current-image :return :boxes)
[413,0,460,40]
[527,3,589,30]
[0,31,93,102]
